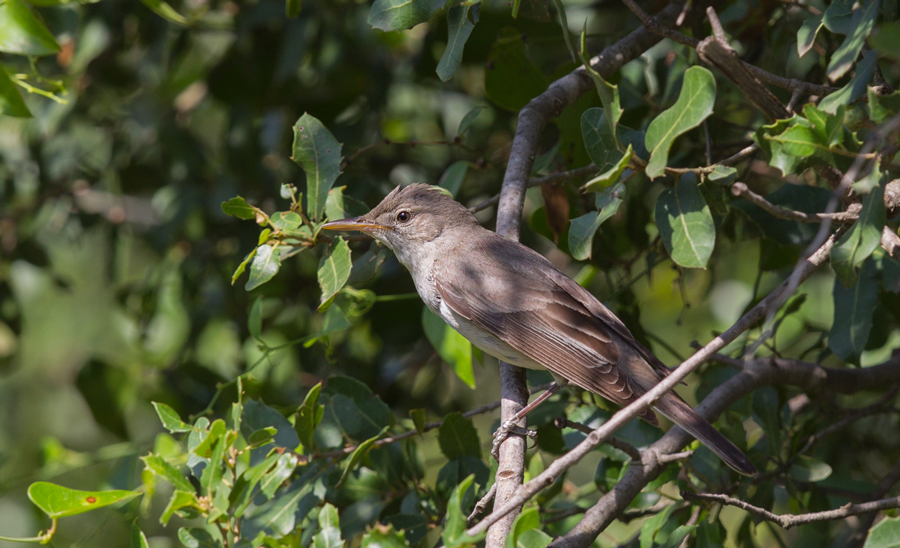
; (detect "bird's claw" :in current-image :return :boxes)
[491,419,537,460]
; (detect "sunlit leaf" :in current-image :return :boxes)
[645,66,716,179]
[827,0,878,81]
[152,402,192,433]
[141,454,195,493]
[362,525,410,548]
[437,4,476,82]
[294,382,323,452]
[314,503,343,548]
[582,145,632,192]
[0,66,30,118]
[0,0,60,55]
[338,426,387,486]
[442,475,486,548]
[507,506,540,548]
[161,490,200,525]
[788,455,833,482]
[131,522,150,548]
[870,22,900,61]
[245,245,281,291]
[797,14,823,57]
[868,88,900,123]
[864,516,900,548]
[27,482,139,519]
[654,175,715,268]
[317,237,352,312]
[221,196,257,220]
[292,113,343,221]
[177,527,219,548]
[579,31,621,142]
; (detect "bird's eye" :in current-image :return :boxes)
[396,211,412,223]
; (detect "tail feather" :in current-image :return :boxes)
[654,394,757,477]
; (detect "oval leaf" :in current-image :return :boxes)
[317,237,352,312]
[654,176,715,268]
[368,0,445,32]
[245,245,281,291]
[292,114,342,221]
[645,66,716,179]
[27,482,139,519]
[437,4,476,82]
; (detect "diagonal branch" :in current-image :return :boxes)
[680,491,900,529]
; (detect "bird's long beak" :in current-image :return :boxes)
[321,217,389,232]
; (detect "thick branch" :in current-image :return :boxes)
[680,491,900,529]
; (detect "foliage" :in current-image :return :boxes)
[1,0,900,547]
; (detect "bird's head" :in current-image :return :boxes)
[322,183,479,254]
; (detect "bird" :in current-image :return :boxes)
[322,183,757,476]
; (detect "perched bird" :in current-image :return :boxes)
[323,183,756,476]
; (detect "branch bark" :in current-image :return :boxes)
[484,2,692,544]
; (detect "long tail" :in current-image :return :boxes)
[654,394,757,477]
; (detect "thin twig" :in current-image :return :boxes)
[468,483,497,527]
[731,182,860,223]
[554,417,642,461]
[680,491,900,529]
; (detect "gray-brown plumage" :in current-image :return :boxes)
[323,183,756,476]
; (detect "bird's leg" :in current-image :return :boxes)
[491,381,564,460]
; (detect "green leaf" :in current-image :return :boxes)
[318,237,352,312]
[439,161,469,198]
[368,0,445,32]
[819,50,878,114]
[443,475,486,548]
[829,260,878,363]
[295,382,324,451]
[323,375,393,441]
[139,0,190,25]
[568,182,625,260]
[797,13,823,57]
[707,165,737,185]
[411,408,426,434]
[292,113,343,221]
[221,197,257,220]
[191,419,226,459]
[485,28,549,111]
[258,452,298,499]
[286,0,302,17]
[338,426,388,486]
[270,211,302,233]
[864,516,900,548]
[828,0,878,81]
[0,66,30,117]
[177,527,220,548]
[438,412,482,459]
[654,175,715,269]
[551,0,576,63]
[245,245,281,291]
[27,482,139,519]
[803,103,845,148]
[664,525,698,548]
[437,4,476,82]
[0,0,60,55]
[362,525,410,548]
[314,503,343,548]
[581,108,624,174]
[788,455,833,482]
[248,427,278,448]
[141,454,195,492]
[325,186,368,222]
[870,22,900,61]
[640,503,676,548]
[131,522,150,548]
[422,308,475,388]
[201,434,229,496]
[507,506,540,548]
[732,184,831,246]
[832,184,886,286]
[823,0,855,34]
[457,106,484,136]
[231,249,256,285]
[868,88,900,123]
[754,115,821,176]
[152,402,192,433]
[645,66,716,179]
[161,490,200,525]
[583,145,632,192]
[694,519,726,548]
[578,31,621,143]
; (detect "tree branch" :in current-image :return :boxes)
[730,182,860,223]
[680,491,900,529]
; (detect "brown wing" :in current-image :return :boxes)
[433,233,660,426]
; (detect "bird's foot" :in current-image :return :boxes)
[491,419,537,460]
